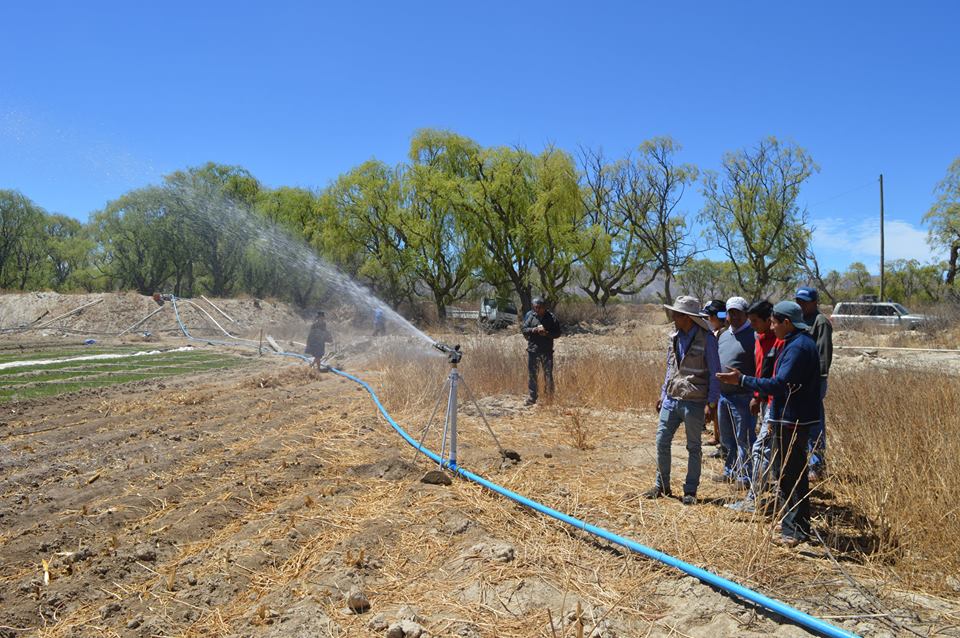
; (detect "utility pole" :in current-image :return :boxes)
[879,174,885,301]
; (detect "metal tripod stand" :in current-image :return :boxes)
[413,342,512,470]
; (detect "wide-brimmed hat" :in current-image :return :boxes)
[772,300,810,330]
[664,295,712,331]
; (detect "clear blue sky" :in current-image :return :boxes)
[2,1,957,273]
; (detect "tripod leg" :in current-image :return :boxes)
[410,378,449,466]
[459,376,506,457]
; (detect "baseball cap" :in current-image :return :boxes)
[725,296,749,313]
[795,287,818,302]
[702,299,726,319]
[772,301,810,330]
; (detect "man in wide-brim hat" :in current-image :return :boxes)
[645,295,721,505]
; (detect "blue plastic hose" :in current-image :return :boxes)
[329,366,860,638]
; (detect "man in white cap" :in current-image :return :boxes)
[714,296,756,487]
[645,295,720,505]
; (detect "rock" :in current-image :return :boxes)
[133,546,157,562]
[386,619,424,638]
[420,470,452,486]
[396,605,423,622]
[346,588,370,614]
[186,572,198,586]
[367,613,388,631]
[126,615,143,629]
[490,543,515,562]
[502,448,521,461]
[99,602,121,619]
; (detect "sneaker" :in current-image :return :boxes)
[808,469,823,483]
[681,494,697,506]
[725,498,756,513]
[643,486,671,499]
[708,448,723,459]
[523,397,536,406]
[711,473,735,483]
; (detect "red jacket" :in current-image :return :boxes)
[754,331,780,403]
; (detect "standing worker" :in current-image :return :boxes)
[521,297,561,406]
[727,300,779,513]
[645,296,720,506]
[714,296,756,486]
[701,299,727,456]
[305,311,330,371]
[372,307,386,336]
[795,287,832,481]
[717,301,821,547]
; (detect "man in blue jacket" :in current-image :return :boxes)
[716,301,821,547]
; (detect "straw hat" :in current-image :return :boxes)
[663,295,711,331]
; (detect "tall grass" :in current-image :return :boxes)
[372,336,960,591]
[828,368,960,587]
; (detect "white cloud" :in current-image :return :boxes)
[811,217,943,268]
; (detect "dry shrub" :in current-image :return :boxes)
[829,367,960,588]
[372,336,662,413]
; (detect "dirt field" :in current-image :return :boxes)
[1,295,959,638]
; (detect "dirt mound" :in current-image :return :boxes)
[0,292,309,340]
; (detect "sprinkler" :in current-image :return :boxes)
[415,343,518,480]
[432,341,462,365]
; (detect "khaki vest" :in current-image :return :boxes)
[664,327,709,402]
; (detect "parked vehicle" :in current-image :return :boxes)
[830,301,928,330]
[446,298,519,330]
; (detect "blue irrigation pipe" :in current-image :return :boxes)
[328,365,860,638]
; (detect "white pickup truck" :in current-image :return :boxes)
[446,298,519,330]
[831,302,928,330]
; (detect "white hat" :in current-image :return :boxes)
[663,295,712,331]
[726,296,749,313]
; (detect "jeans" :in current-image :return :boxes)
[808,378,828,473]
[718,393,756,484]
[655,400,705,496]
[779,424,811,541]
[747,403,779,499]
[527,350,554,402]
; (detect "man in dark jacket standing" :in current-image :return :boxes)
[795,287,833,480]
[521,297,561,406]
[717,301,821,547]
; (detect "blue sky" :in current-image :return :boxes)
[2,1,957,273]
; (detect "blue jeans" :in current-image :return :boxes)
[718,394,756,484]
[808,378,828,472]
[748,403,779,499]
[655,400,705,496]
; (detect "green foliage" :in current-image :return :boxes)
[700,137,819,299]
[924,157,960,285]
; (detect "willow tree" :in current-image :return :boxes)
[924,157,960,286]
[700,137,818,299]
[320,160,416,309]
[404,130,479,318]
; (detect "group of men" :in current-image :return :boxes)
[520,288,833,547]
[649,288,833,547]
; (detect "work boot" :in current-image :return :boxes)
[682,493,697,506]
[643,485,671,499]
